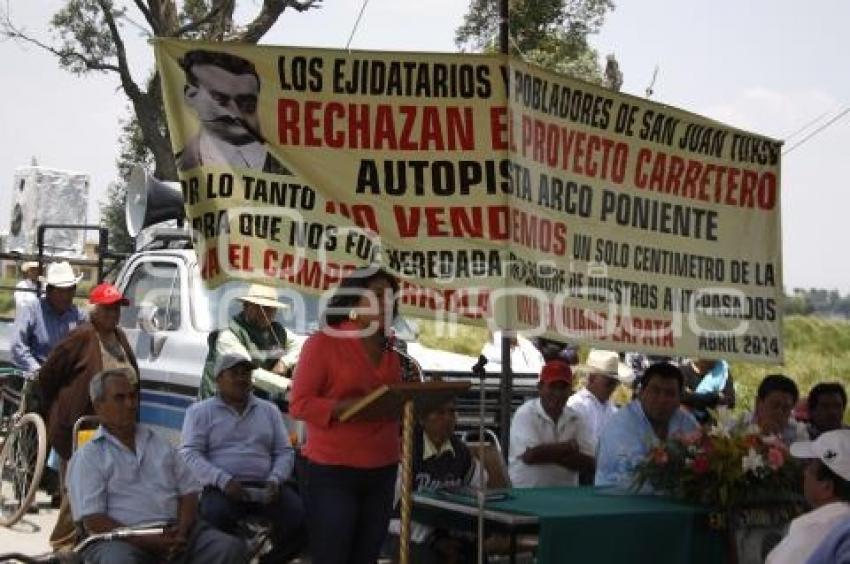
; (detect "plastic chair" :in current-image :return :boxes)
[72,415,101,452]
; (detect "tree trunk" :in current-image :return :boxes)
[132,88,177,181]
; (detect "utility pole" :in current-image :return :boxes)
[498,0,513,455]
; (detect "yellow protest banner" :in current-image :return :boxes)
[155,39,783,362]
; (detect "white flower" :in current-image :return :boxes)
[708,424,730,438]
[742,448,764,473]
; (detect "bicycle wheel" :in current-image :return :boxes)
[0,412,47,527]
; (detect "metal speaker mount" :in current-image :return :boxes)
[126,166,185,237]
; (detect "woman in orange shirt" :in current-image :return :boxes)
[290,267,402,564]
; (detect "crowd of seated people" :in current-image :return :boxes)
[33,275,848,563]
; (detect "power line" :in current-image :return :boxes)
[344,0,371,50]
[782,106,840,141]
[783,106,850,155]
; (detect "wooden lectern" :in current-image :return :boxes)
[340,381,471,564]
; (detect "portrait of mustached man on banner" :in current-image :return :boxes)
[176,49,289,175]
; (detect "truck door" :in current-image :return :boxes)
[118,256,199,443]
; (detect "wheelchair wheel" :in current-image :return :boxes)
[0,412,47,527]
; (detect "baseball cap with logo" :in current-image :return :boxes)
[89,283,130,306]
[790,429,850,481]
[540,359,573,385]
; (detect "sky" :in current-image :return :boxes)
[1,0,848,293]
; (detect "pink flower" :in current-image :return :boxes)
[692,455,710,474]
[767,447,785,469]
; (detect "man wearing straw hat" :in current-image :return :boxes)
[13,261,40,314]
[11,261,87,377]
[568,349,635,450]
[199,284,294,400]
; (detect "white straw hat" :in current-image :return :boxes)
[40,261,83,288]
[21,261,39,273]
[237,284,288,309]
[578,349,635,384]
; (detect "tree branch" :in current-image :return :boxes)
[95,0,139,97]
[0,14,120,73]
[175,0,230,37]
[132,0,157,33]
[230,0,322,44]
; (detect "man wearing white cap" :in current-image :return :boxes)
[182,352,304,563]
[14,261,40,313]
[199,284,294,399]
[11,261,87,376]
[567,350,634,450]
[765,430,850,564]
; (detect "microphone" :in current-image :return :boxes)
[472,355,487,378]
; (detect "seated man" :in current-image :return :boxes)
[181,353,305,563]
[199,285,294,400]
[568,349,634,449]
[766,430,850,564]
[746,374,808,445]
[807,382,848,439]
[387,399,486,563]
[595,362,699,489]
[509,360,594,488]
[67,369,245,564]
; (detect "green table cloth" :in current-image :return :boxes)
[415,486,727,564]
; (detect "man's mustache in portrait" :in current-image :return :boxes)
[208,115,266,144]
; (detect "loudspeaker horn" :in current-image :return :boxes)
[126,165,185,237]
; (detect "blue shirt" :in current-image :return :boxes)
[180,394,294,490]
[11,297,86,374]
[806,516,850,564]
[595,400,699,489]
[67,425,199,525]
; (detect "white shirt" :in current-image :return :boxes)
[566,388,617,449]
[14,279,38,313]
[481,331,545,374]
[199,130,268,170]
[508,398,593,488]
[766,501,850,564]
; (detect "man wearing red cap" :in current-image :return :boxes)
[508,359,595,488]
[39,282,138,549]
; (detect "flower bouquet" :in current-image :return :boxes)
[632,416,801,507]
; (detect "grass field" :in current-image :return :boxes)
[416,315,850,414]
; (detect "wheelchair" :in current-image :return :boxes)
[71,415,279,564]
